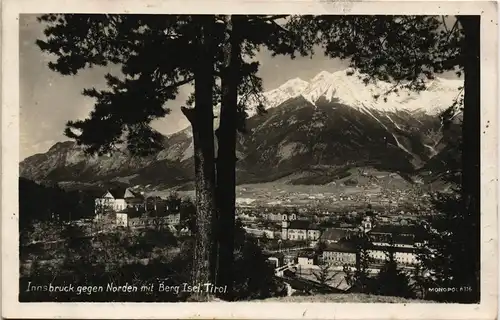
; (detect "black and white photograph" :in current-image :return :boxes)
[2,1,498,319]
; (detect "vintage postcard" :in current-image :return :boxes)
[2,0,498,319]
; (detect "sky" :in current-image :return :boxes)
[20,14,351,160]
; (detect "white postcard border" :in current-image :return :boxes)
[2,1,498,319]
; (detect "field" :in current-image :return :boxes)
[148,166,413,198]
[147,179,427,214]
[151,181,380,202]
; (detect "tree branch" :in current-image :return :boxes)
[379,35,388,50]
[445,19,459,44]
[158,77,194,93]
[271,19,292,34]
[180,106,196,124]
[247,15,289,23]
[382,80,402,96]
[441,15,449,33]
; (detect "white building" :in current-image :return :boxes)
[297,251,316,266]
[368,246,419,265]
[281,212,321,241]
[115,212,128,227]
[322,242,357,266]
[95,187,144,214]
[320,228,358,244]
[244,227,275,239]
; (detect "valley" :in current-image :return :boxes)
[19,69,462,199]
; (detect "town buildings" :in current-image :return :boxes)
[244,227,276,239]
[368,224,424,248]
[320,228,358,244]
[297,250,317,266]
[322,242,357,266]
[367,245,418,265]
[94,188,182,229]
[94,187,144,215]
[281,212,321,241]
[116,212,128,227]
[128,215,180,229]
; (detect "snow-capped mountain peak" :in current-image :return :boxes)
[216,68,462,124]
[245,77,308,117]
[278,77,309,96]
[311,70,333,82]
[296,69,463,116]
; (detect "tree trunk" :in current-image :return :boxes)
[182,15,217,300]
[457,15,480,302]
[214,15,241,300]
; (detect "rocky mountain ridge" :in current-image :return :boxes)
[20,69,463,191]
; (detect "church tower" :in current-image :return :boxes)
[281,212,290,240]
[362,216,373,233]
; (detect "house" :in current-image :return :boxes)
[368,224,425,248]
[297,250,317,266]
[322,242,357,266]
[283,253,297,265]
[361,215,373,232]
[94,212,112,225]
[320,228,358,244]
[144,196,163,212]
[128,215,180,229]
[115,212,128,227]
[319,223,422,268]
[392,247,419,265]
[283,220,321,241]
[281,212,321,241]
[368,245,418,265]
[165,213,181,225]
[267,257,280,268]
[145,197,181,215]
[266,213,284,221]
[243,227,275,239]
[378,215,390,223]
[266,252,285,267]
[94,187,144,215]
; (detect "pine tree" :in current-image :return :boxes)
[286,15,479,302]
[231,219,287,300]
[413,86,478,302]
[212,15,310,298]
[179,197,197,234]
[36,16,308,298]
[315,240,327,255]
[375,240,414,298]
[313,261,338,287]
[184,17,217,297]
[416,181,479,302]
[344,233,373,293]
[37,14,220,296]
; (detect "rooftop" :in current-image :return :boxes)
[324,241,417,254]
[105,187,144,200]
[298,249,316,259]
[288,220,320,230]
[370,245,417,254]
[320,228,358,241]
[369,224,425,237]
[324,242,357,253]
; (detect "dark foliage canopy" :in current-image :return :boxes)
[36,14,308,156]
[286,15,464,94]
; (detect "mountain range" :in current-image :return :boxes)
[20,69,463,192]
